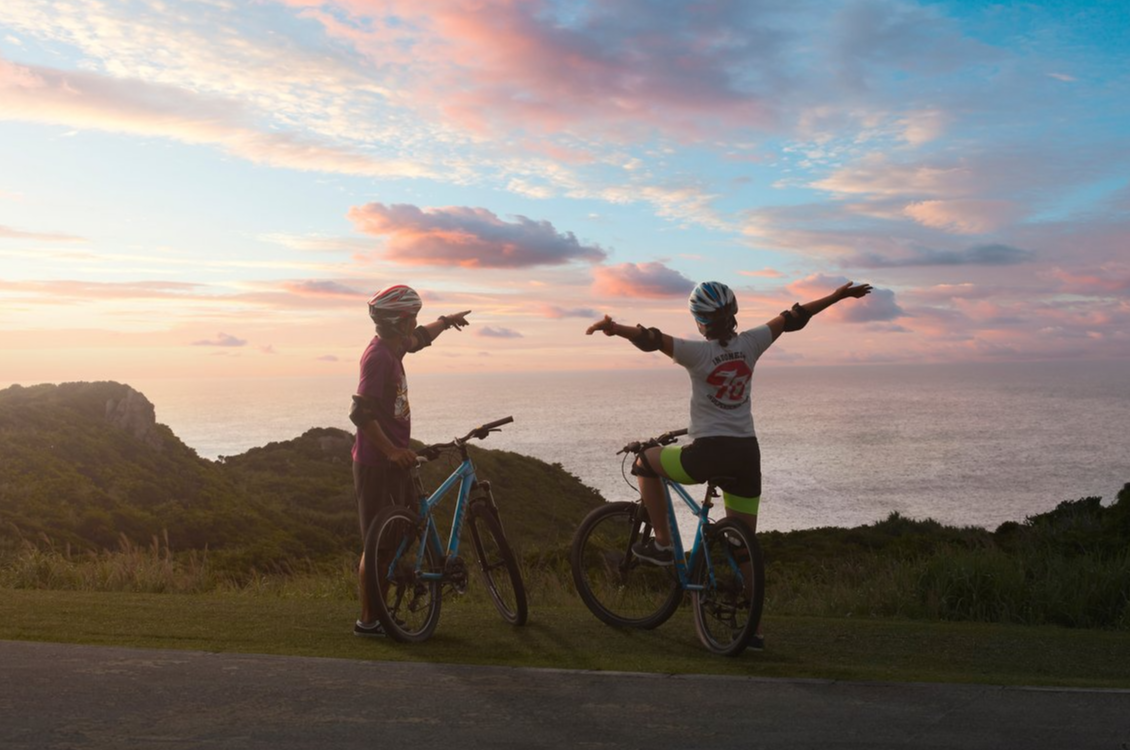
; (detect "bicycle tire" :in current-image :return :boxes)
[468,501,528,626]
[364,505,443,643]
[569,501,682,629]
[691,517,764,656]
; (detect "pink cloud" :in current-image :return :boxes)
[347,203,606,268]
[0,279,202,301]
[285,0,780,142]
[0,55,431,179]
[281,280,364,297]
[738,268,785,279]
[537,304,600,319]
[787,274,904,323]
[191,332,247,347]
[475,326,523,339]
[592,262,694,299]
[1043,265,1129,297]
[0,224,84,242]
[902,200,1023,234]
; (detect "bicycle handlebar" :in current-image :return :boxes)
[617,428,688,455]
[417,416,514,461]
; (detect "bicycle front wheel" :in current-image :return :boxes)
[569,501,682,629]
[468,501,528,626]
[364,505,442,643]
[691,517,764,656]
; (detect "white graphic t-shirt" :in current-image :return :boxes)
[671,325,774,440]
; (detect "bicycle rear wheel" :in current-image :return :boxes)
[468,501,528,626]
[691,517,764,656]
[570,501,682,629]
[364,505,442,643]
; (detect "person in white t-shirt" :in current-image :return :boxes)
[586,279,872,647]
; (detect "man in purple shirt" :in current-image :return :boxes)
[349,284,470,637]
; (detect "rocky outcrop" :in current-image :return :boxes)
[105,387,163,451]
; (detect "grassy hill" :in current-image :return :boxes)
[0,382,603,570]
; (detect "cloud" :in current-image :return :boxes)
[902,200,1023,234]
[0,56,433,179]
[321,0,782,142]
[787,274,904,323]
[537,304,600,319]
[475,326,523,338]
[738,268,785,279]
[592,262,695,299]
[810,144,1123,212]
[847,243,1034,268]
[281,280,364,297]
[0,279,203,300]
[259,233,376,253]
[897,109,951,146]
[835,289,905,323]
[191,332,247,347]
[0,224,84,242]
[1043,265,1129,297]
[316,354,340,362]
[786,273,853,298]
[347,203,606,268]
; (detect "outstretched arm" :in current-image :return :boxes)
[586,316,675,358]
[766,282,873,341]
[406,310,471,352]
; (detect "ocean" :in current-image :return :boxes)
[126,359,1130,533]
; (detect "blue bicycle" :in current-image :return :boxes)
[570,428,764,656]
[364,416,527,642]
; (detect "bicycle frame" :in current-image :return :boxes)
[659,478,732,594]
[404,457,479,582]
[660,477,710,588]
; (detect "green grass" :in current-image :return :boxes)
[1,587,1125,689]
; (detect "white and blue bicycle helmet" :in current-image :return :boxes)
[688,281,737,324]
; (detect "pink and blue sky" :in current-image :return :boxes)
[1,0,1127,381]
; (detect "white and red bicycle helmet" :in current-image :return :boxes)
[368,284,422,333]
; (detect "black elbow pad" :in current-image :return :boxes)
[780,303,812,332]
[349,395,374,427]
[631,325,664,352]
[405,325,434,353]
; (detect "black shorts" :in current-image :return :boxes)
[660,435,761,502]
[354,459,412,543]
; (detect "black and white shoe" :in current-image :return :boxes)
[353,620,386,638]
[631,539,675,566]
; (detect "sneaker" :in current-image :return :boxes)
[747,634,765,652]
[353,620,386,638]
[631,539,674,566]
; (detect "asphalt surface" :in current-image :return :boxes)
[0,640,1126,749]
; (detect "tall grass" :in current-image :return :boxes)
[0,532,355,598]
[3,488,1127,630]
[763,546,1129,629]
[2,541,1126,629]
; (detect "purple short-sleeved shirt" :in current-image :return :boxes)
[351,336,412,465]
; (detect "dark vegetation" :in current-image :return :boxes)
[1,381,1127,630]
[0,381,601,572]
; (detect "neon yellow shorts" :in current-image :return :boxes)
[659,443,761,515]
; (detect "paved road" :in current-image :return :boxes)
[0,640,1125,749]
